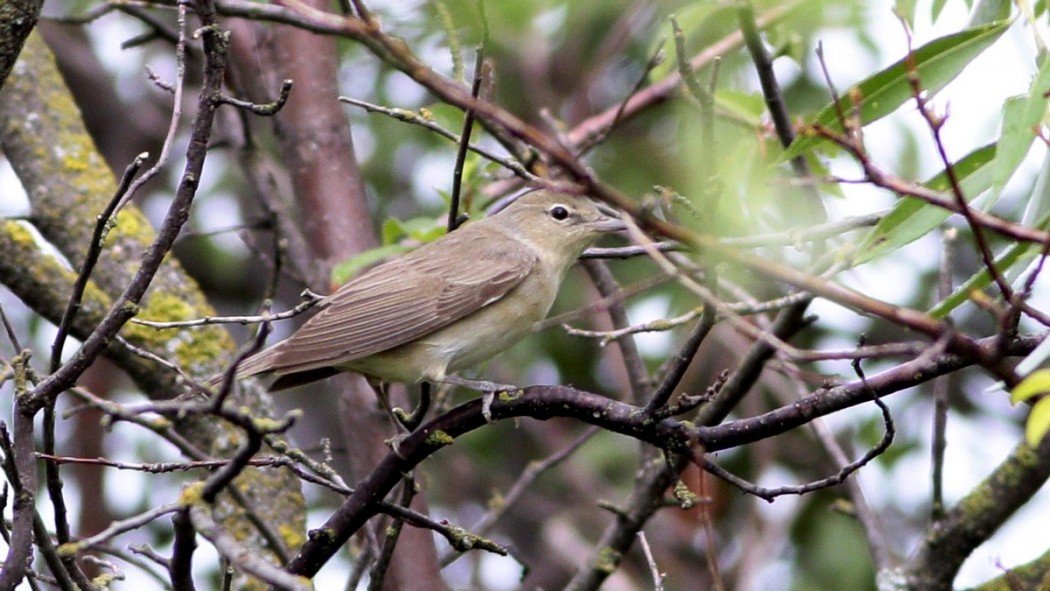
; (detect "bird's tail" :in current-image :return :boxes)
[204,344,279,391]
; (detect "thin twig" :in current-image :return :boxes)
[58,503,182,555]
[644,310,716,415]
[367,476,416,591]
[460,426,599,543]
[339,96,536,181]
[931,229,956,521]
[698,391,894,502]
[637,532,665,591]
[448,47,487,232]
[25,0,225,413]
[50,152,148,373]
[217,79,293,115]
[580,39,666,153]
[130,292,322,329]
[117,2,189,212]
[582,259,651,402]
[899,20,1014,313]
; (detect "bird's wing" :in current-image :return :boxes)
[264,229,537,374]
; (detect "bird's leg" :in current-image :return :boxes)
[439,375,518,393]
[439,376,520,424]
[396,382,432,432]
[368,379,416,436]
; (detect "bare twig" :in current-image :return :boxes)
[49,152,148,373]
[26,0,229,412]
[582,259,651,402]
[699,391,894,502]
[931,229,956,521]
[339,96,536,181]
[448,47,488,232]
[644,310,716,415]
[637,532,665,591]
[58,503,182,555]
[116,2,189,212]
[218,79,293,115]
[130,291,323,329]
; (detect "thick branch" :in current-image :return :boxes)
[282,331,1043,578]
[905,433,1050,590]
[0,0,43,90]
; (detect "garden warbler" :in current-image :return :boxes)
[231,190,625,391]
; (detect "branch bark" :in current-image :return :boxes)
[0,30,306,588]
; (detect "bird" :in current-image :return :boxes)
[227,189,625,393]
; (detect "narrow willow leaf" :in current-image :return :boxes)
[967,0,1012,26]
[988,56,1050,206]
[1026,397,1050,447]
[895,0,917,26]
[927,209,1050,318]
[931,0,950,22]
[928,238,1032,317]
[783,19,1010,160]
[854,144,996,264]
[1012,369,1050,404]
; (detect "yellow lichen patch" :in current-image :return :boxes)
[107,208,155,249]
[2,219,38,247]
[121,291,234,376]
[56,541,81,558]
[595,546,622,574]
[251,417,286,433]
[179,482,206,506]
[426,429,455,447]
[279,523,306,551]
[498,389,523,401]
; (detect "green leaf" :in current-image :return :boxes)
[895,0,917,26]
[331,243,411,285]
[928,240,1037,317]
[988,56,1050,206]
[967,0,1012,26]
[381,217,408,245]
[853,143,996,265]
[803,154,845,199]
[783,19,1011,160]
[649,4,734,82]
[1012,369,1050,404]
[1026,396,1050,447]
[381,216,447,245]
[928,205,1050,317]
[931,0,950,22]
[714,89,766,126]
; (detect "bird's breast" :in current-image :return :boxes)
[419,267,561,375]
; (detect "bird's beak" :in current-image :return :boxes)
[590,205,627,233]
[589,217,627,233]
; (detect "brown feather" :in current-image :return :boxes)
[245,223,537,377]
[225,189,625,389]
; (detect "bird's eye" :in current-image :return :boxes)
[549,205,570,221]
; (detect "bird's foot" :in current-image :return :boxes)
[390,383,432,432]
[440,376,520,423]
[440,375,518,393]
[481,391,495,423]
[384,432,408,458]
